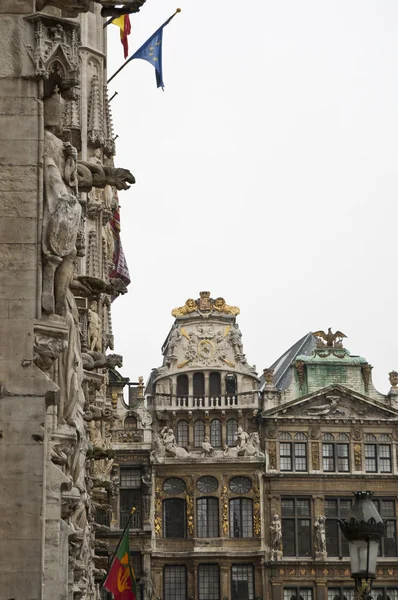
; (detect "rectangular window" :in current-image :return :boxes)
[373,499,397,557]
[284,588,313,600]
[328,588,355,600]
[198,565,220,600]
[280,443,292,471]
[231,565,254,600]
[120,469,142,528]
[323,444,349,472]
[229,498,253,538]
[164,566,187,600]
[325,498,351,557]
[197,498,219,538]
[372,589,398,600]
[281,498,311,557]
[294,443,307,471]
[365,444,391,473]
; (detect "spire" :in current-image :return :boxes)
[87,74,104,146]
[103,85,116,156]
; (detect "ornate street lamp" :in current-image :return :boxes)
[339,491,386,600]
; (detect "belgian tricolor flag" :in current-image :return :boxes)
[112,14,131,59]
[103,522,137,600]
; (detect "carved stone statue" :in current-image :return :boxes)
[140,570,154,600]
[87,149,103,206]
[229,324,244,356]
[236,427,250,454]
[306,396,345,417]
[314,515,327,558]
[270,513,283,561]
[151,428,188,461]
[165,325,181,359]
[201,436,214,457]
[88,301,102,352]
[81,352,122,371]
[142,467,152,521]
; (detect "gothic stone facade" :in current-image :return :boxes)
[102,294,398,600]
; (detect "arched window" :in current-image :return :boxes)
[209,372,221,397]
[197,497,219,537]
[177,374,188,397]
[177,420,189,447]
[379,434,392,442]
[193,372,205,398]
[227,419,238,446]
[294,432,307,440]
[194,420,205,448]
[229,498,253,538]
[279,432,292,440]
[210,419,222,448]
[365,434,377,442]
[322,433,334,441]
[337,433,350,442]
[163,498,186,538]
[124,416,137,429]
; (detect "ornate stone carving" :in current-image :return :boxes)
[314,515,327,559]
[140,570,154,600]
[151,429,189,463]
[295,360,305,389]
[311,442,320,470]
[263,368,274,386]
[306,396,345,417]
[266,425,279,439]
[88,301,102,352]
[76,161,135,193]
[268,441,277,470]
[221,485,229,535]
[142,467,152,522]
[389,371,398,388]
[313,328,347,348]
[361,364,372,393]
[201,436,214,457]
[354,443,362,470]
[154,483,162,535]
[253,482,261,536]
[33,324,68,371]
[171,292,240,317]
[351,426,362,441]
[82,352,122,371]
[270,513,282,561]
[88,76,104,146]
[308,424,320,440]
[113,429,144,443]
[186,481,194,535]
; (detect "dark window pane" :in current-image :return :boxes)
[280,443,292,471]
[384,521,396,556]
[120,489,142,528]
[193,372,205,397]
[177,375,189,397]
[324,500,337,517]
[198,565,220,600]
[298,519,311,556]
[281,499,294,516]
[296,500,310,516]
[164,498,186,538]
[194,421,205,447]
[294,444,307,471]
[325,519,339,556]
[231,565,254,600]
[209,372,221,397]
[164,566,187,600]
[282,519,295,556]
[120,469,141,488]
[229,498,253,538]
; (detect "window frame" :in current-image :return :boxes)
[120,467,142,529]
[324,497,352,557]
[198,564,220,600]
[365,443,392,473]
[194,420,205,448]
[164,565,187,600]
[231,564,254,600]
[283,587,313,600]
[227,419,238,447]
[163,498,187,539]
[327,588,355,600]
[197,497,219,538]
[229,497,253,538]
[280,440,308,472]
[281,497,312,557]
[177,420,189,447]
[210,419,222,448]
[322,441,350,473]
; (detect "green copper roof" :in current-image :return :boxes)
[296,347,367,365]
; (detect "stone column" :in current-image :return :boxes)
[220,564,229,600]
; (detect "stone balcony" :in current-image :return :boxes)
[147,392,258,411]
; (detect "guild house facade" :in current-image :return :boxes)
[101,293,398,600]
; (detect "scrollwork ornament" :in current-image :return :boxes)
[154,483,162,535]
[253,483,261,536]
[311,442,320,470]
[221,485,229,535]
[186,482,194,536]
[268,441,277,470]
[354,443,362,470]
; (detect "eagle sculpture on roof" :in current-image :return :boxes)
[312,328,347,348]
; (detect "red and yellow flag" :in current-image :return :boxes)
[112,14,131,59]
[104,528,136,600]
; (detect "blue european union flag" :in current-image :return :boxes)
[130,11,179,89]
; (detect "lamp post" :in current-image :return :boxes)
[339,491,386,600]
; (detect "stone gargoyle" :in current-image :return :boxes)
[82,352,123,371]
[77,161,135,193]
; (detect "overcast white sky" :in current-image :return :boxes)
[106,0,398,394]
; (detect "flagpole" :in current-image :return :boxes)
[107,8,181,85]
[100,506,136,588]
